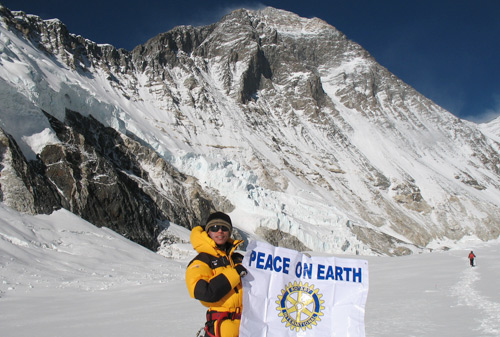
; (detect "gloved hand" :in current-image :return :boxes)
[235,264,247,277]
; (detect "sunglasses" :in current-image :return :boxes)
[208,225,230,232]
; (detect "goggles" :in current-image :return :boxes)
[208,225,230,232]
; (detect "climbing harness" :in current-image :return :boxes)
[203,309,242,337]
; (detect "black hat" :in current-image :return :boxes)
[205,212,232,233]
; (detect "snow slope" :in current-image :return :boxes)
[1,203,499,337]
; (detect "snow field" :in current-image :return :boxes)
[1,204,500,336]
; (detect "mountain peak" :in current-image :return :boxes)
[253,7,337,35]
[1,5,500,256]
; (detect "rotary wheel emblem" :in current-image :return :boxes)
[276,281,325,331]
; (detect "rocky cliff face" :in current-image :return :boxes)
[0,107,225,250]
[1,6,500,255]
[0,127,61,214]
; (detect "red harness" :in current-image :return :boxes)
[204,310,242,337]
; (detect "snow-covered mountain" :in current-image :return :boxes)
[480,116,500,142]
[1,5,500,255]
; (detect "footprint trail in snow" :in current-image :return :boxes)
[451,265,500,336]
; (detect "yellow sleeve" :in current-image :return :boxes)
[185,258,214,299]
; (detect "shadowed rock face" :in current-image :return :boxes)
[1,109,222,250]
[0,128,61,214]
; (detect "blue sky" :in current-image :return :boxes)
[3,0,499,123]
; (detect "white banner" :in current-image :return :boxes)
[240,241,369,337]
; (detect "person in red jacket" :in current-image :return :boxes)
[468,251,476,267]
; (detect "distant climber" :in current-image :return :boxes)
[468,251,476,267]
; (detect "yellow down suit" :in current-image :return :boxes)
[186,226,244,337]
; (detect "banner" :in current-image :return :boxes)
[240,241,369,337]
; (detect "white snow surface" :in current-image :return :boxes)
[1,202,500,337]
[480,116,500,142]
